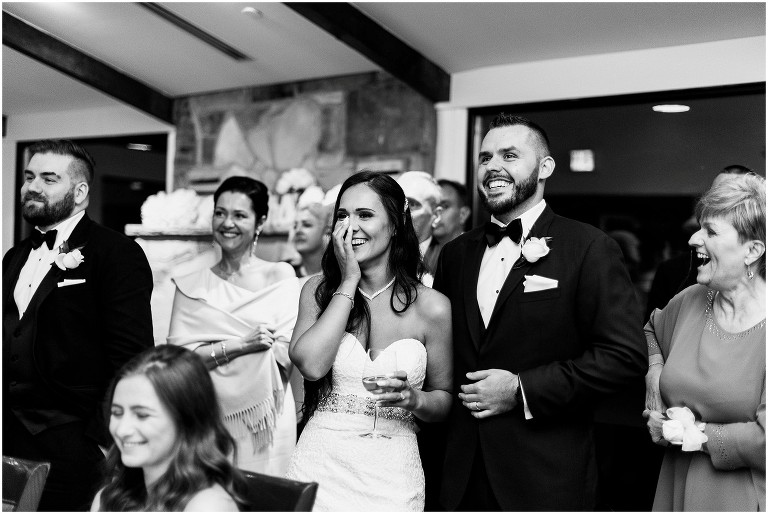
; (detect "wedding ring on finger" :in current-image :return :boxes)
[473,401,481,411]
[399,392,405,401]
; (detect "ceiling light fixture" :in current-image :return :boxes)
[652,104,690,113]
[127,143,152,151]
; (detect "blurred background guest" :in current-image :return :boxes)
[646,164,755,319]
[644,173,765,511]
[291,202,332,284]
[167,177,300,476]
[92,345,240,512]
[396,171,443,277]
[433,179,471,246]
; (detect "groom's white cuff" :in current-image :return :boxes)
[519,379,533,420]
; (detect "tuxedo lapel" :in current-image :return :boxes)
[20,214,92,322]
[488,206,556,327]
[463,231,487,350]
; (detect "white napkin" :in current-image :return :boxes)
[523,275,558,292]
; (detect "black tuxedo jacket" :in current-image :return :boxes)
[433,205,646,510]
[3,213,154,446]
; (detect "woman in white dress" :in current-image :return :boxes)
[286,171,453,511]
[168,177,300,476]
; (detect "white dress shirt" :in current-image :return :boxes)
[476,199,546,419]
[14,211,85,318]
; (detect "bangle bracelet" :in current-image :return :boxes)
[221,342,230,364]
[211,344,221,367]
[648,362,663,369]
[332,291,355,308]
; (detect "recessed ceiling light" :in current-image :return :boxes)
[652,104,690,113]
[241,7,263,18]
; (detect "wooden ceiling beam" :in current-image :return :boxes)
[3,12,174,124]
[285,2,450,103]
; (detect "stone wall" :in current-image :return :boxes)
[173,71,437,196]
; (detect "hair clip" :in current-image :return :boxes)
[403,198,409,213]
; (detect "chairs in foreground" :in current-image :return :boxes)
[2,456,51,512]
[237,470,318,512]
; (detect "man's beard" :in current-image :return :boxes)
[477,168,539,216]
[22,187,76,227]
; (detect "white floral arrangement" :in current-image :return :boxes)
[140,189,211,229]
[274,168,316,195]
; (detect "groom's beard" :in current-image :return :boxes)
[22,187,76,227]
[477,168,539,216]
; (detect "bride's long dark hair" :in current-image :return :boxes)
[302,170,424,423]
[98,345,243,511]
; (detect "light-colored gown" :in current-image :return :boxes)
[646,285,766,511]
[168,269,300,476]
[286,333,427,511]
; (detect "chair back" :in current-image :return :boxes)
[2,456,51,512]
[236,469,318,511]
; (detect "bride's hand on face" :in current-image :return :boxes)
[333,217,361,285]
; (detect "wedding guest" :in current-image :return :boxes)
[291,202,333,284]
[286,170,452,511]
[646,164,755,319]
[643,173,765,511]
[92,345,240,511]
[433,114,646,510]
[167,176,300,476]
[3,139,153,511]
[434,179,471,245]
[288,201,333,436]
[396,171,443,277]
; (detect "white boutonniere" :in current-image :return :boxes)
[514,236,552,268]
[54,242,85,270]
[662,406,708,451]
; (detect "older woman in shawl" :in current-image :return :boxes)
[168,177,300,476]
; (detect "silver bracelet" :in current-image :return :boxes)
[221,342,230,364]
[648,362,663,369]
[211,344,221,367]
[332,291,355,308]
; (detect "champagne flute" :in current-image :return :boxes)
[360,348,397,439]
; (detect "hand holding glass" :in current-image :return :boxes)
[361,348,397,438]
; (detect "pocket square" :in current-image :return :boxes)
[523,275,558,292]
[58,278,86,288]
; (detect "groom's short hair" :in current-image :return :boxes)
[488,113,551,163]
[28,139,95,185]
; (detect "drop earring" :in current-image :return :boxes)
[746,264,755,280]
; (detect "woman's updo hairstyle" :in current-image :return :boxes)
[214,176,270,219]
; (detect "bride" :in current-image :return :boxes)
[286,170,453,511]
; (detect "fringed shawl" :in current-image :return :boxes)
[167,269,300,450]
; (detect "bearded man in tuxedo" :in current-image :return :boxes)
[433,114,646,510]
[3,140,154,511]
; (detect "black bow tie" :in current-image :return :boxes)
[30,229,57,250]
[484,219,523,247]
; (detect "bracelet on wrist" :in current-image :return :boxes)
[332,291,355,308]
[648,362,663,369]
[221,342,230,364]
[211,344,221,367]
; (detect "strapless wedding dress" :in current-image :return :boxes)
[286,333,427,511]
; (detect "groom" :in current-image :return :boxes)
[433,114,646,510]
[3,140,154,511]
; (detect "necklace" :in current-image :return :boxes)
[358,277,396,301]
[705,289,766,341]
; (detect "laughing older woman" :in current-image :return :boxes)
[643,173,765,511]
